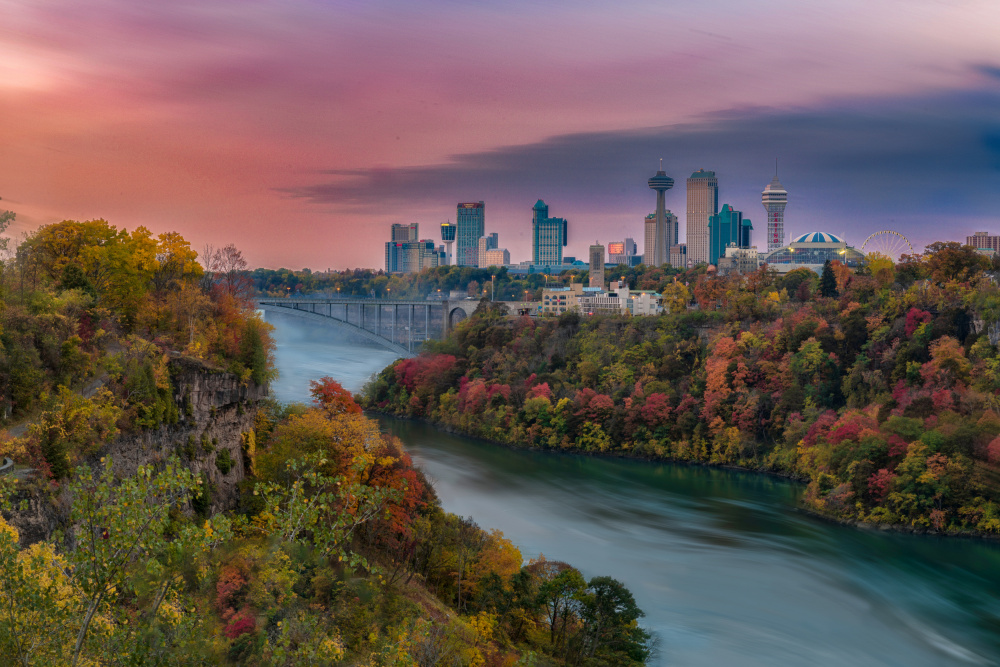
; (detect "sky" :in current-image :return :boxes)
[1,0,999,270]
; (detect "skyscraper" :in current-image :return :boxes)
[532,199,567,265]
[440,222,456,266]
[456,202,484,267]
[762,170,788,252]
[643,213,656,266]
[643,211,677,266]
[648,165,675,266]
[707,204,753,266]
[686,169,719,266]
[589,243,605,288]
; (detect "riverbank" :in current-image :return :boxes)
[375,412,1000,667]
[367,408,1000,542]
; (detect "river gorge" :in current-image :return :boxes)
[265,310,1000,666]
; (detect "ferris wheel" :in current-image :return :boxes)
[860,230,913,261]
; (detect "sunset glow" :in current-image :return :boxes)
[2,0,999,268]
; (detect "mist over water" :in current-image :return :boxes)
[262,309,401,402]
[266,315,1000,666]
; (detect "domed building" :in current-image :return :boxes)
[761,231,865,274]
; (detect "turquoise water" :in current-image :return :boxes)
[267,313,1000,666]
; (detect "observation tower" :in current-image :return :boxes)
[440,221,456,266]
[762,164,788,252]
[648,161,675,267]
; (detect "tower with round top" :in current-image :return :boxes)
[648,161,675,267]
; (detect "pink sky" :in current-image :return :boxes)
[1,0,999,268]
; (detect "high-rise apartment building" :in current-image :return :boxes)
[643,211,677,266]
[391,223,419,242]
[456,202,485,267]
[532,200,568,265]
[589,243,605,288]
[707,204,753,266]
[440,222,456,266]
[762,173,788,252]
[968,232,1000,253]
[648,166,676,266]
[686,169,719,265]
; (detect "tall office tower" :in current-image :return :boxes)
[589,243,605,288]
[391,223,419,242]
[643,213,656,265]
[485,233,498,251]
[762,170,788,252]
[440,222,456,265]
[707,204,753,266]
[456,202,485,267]
[643,211,678,266]
[686,169,719,265]
[648,165,676,266]
[532,199,568,265]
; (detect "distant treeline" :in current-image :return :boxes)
[363,242,1000,536]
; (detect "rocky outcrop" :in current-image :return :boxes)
[5,356,268,546]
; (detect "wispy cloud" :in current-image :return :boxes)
[291,84,1000,256]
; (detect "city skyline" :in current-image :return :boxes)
[0,2,998,269]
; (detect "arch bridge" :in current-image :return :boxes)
[257,298,479,357]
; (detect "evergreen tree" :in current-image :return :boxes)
[819,260,838,297]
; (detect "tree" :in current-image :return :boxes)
[151,231,202,292]
[819,260,838,297]
[252,454,400,571]
[579,576,650,664]
[309,376,362,416]
[0,458,229,666]
[924,241,990,283]
[210,244,254,303]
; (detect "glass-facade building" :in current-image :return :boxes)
[456,202,485,267]
[708,204,752,266]
[532,199,567,265]
[762,232,865,273]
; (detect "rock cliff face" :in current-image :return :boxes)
[7,356,268,546]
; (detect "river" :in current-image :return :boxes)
[264,310,1000,666]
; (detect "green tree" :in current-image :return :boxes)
[819,260,838,297]
[579,576,650,665]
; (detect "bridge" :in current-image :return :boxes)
[257,298,483,357]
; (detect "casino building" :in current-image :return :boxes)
[761,232,865,274]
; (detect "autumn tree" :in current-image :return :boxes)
[924,241,990,283]
[310,376,363,416]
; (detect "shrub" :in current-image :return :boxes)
[216,449,234,475]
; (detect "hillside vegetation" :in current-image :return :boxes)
[0,214,650,665]
[363,244,1000,535]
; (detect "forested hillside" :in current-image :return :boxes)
[0,214,649,665]
[363,244,1000,535]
